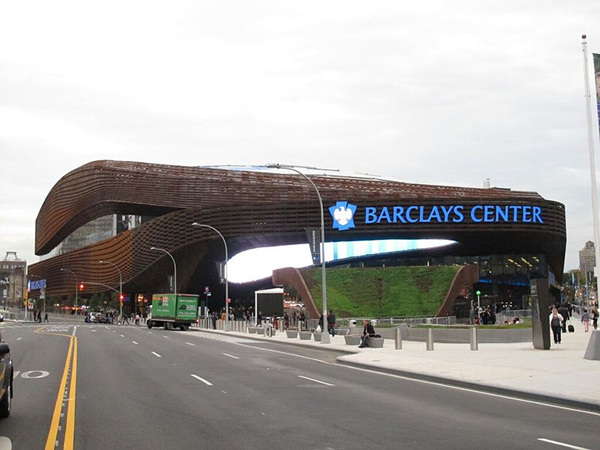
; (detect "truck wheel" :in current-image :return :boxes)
[147,320,153,329]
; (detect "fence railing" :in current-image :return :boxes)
[194,315,459,332]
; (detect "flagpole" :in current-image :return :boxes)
[582,34,600,299]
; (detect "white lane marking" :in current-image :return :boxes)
[12,371,19,378]
[223,353,239,360]
[537,438,590,449]
[120,334,125,337]
[0,436,12,450]
[339,364,600,418]
[298,375,335,386]
[234,342,334,365]
[191,374,213,386]
[132,341,138,345]
[185,342,195,346]
[163,335,170,339]
[20,371,50,379]
[16,338,21,341]
[234,341,599,417]
[151,352,162,358]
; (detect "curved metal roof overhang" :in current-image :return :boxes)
[29,160,566,298]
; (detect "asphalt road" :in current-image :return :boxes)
[0,321,597,450]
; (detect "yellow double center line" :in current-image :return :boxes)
[39,327,78,450]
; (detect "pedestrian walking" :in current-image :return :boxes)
[549,307,564,344]
[327,310,336,336]
[44,312,48,322]
[558,303,570,333]
[592,305,599,330]
[581,309,590,332]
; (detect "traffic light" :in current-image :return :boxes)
[119,294,124,302]
[79,283,85,291]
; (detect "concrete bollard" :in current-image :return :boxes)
[395,327,402,350]
[584,330,600,360]
[426,328,434,351]
[470,326,478,351]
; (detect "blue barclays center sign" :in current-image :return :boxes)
[29,279,47,290]
[329,201,543,231]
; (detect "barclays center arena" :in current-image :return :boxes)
[27,160,566,317]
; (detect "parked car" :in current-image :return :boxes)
[0,333,14,418]
[95,313,110,324]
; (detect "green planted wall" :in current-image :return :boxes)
[298,265,461,318]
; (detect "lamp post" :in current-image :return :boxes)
[192,222,229,331]
[582,35,600,295]
[265,163,330,344]
[150,247,177,296]
[60,268,79,314]
[99,260,123,322]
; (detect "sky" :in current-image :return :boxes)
[1,0,600,280]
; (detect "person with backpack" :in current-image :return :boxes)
[327,310,336,336]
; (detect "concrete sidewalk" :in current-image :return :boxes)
[197,323,600,412]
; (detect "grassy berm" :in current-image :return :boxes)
[298,265,461,318]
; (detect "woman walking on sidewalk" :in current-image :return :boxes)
[581,309,591,332]
[549,307,563,344]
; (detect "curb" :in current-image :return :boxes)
[193,327,358,355]
[336,359,600,413]
[193,327,600,413]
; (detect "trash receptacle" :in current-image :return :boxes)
[349,319,357,328]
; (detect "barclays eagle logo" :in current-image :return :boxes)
[329,201,357,231]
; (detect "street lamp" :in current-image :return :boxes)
[582,35,600,296]
[192,222,229,331]
[99,260,123,321]
[60,268,79,314]
[265,163,330,344]
[150,247,177,296]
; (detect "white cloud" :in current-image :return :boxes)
[1,0,600,273]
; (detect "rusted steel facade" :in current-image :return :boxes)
[28,160,566,301]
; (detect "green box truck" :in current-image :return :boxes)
[147,293,199,330]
